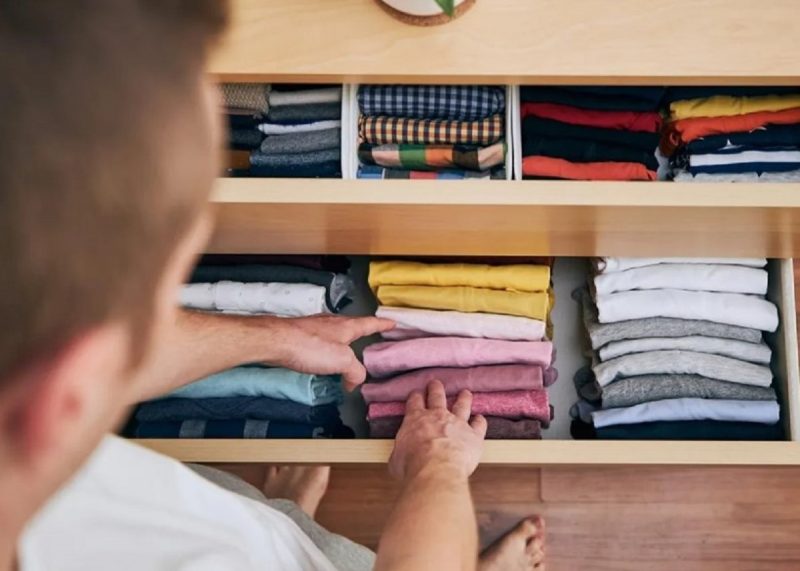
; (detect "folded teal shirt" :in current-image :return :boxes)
[165,367,343,406]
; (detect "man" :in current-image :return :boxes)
[0,1,545,570]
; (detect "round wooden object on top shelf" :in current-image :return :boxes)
[374,0,477,26]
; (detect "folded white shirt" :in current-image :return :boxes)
[595,257,767,273]
[595,289,778,332]
[594,263,768,295]
[598,336,772,365]
[592,397,780,428]
[673,169,800,183]
[258,120,342,135]
[181,281,330,317]
[268,87,343,107]
[690,149,800,167]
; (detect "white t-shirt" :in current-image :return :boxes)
[19,436,337,571]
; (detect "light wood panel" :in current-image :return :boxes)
[135,439,800,466]
[210,179,800,257]
[210,0,800,84]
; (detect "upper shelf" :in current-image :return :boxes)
[210,0,800,85]
[210,178,800,257]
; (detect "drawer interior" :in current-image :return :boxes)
[333,257,799,442]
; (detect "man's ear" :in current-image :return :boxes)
[2,324,129,467]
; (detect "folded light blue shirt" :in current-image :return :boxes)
[165,367,343,406]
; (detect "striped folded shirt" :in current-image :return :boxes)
[359,142,506,172]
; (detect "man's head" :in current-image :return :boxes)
[0,0,227,518]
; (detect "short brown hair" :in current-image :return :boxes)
[0,1,228,377]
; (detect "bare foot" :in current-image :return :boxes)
[262,466,331,519]
[479,517,545,571]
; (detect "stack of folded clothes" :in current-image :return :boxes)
[357,85,507,179]
[520,86,665,180]
[130,255,355,439]
[571,257,783,440]
[661,87,800,182]
[179,254,354,316]
[222,83,342,178]
[361,258,557,439]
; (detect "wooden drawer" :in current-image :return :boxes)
[134,258,800,465]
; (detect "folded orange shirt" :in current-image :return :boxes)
[522,155,657,181]
[521,102,662,133]
[661,106,800,155]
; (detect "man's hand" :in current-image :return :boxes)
[269,315,394,392]
[388,380,487,483]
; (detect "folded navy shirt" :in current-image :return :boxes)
[522,116,660,152]
[134,396,342,425]
[132,418,355,439]
[520,86,666,112]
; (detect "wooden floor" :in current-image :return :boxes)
[213,463,800,570]
[204,260,800,569]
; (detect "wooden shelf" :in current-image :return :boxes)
[210,0,800,84]
[210,178,800,257]
[134,439,800,466]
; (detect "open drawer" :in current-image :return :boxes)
[134,258,800,466]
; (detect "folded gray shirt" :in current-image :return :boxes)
[598,335,772,365]
[601,374,777,409]
[593,350,773,388]
[260,128,341,155]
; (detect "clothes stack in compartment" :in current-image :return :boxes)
[356,85,507,179]
[129,255,356,439]
[519,87,664,180]
[361,259,557,439]
[662,87,800,182]
[221,83,342,178]
[570,257,783,441]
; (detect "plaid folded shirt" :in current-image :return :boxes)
[358,142,506,172]
[358,85,505,121]
[359,114,504,146]
[357,165,506,180]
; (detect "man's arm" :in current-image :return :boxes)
[130,309,393,403]
[376,381,487,571]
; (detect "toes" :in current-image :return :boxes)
[510,517,540,542]
[265,466,279,480]
[526,537,544,555]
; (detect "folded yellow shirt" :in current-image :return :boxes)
[368,261,550,293]
[670,94,800,121]
[376,284,551,321]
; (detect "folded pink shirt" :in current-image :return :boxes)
[363,337,555,378]
[361,364,557,403]
[366,390,550,423]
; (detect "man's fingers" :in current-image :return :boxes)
[451,390,473,421]
[426,380,447,410]
[469,414,488,439]
[343,316,396,343]
[339,352,367,391]
[406,390,425,414]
